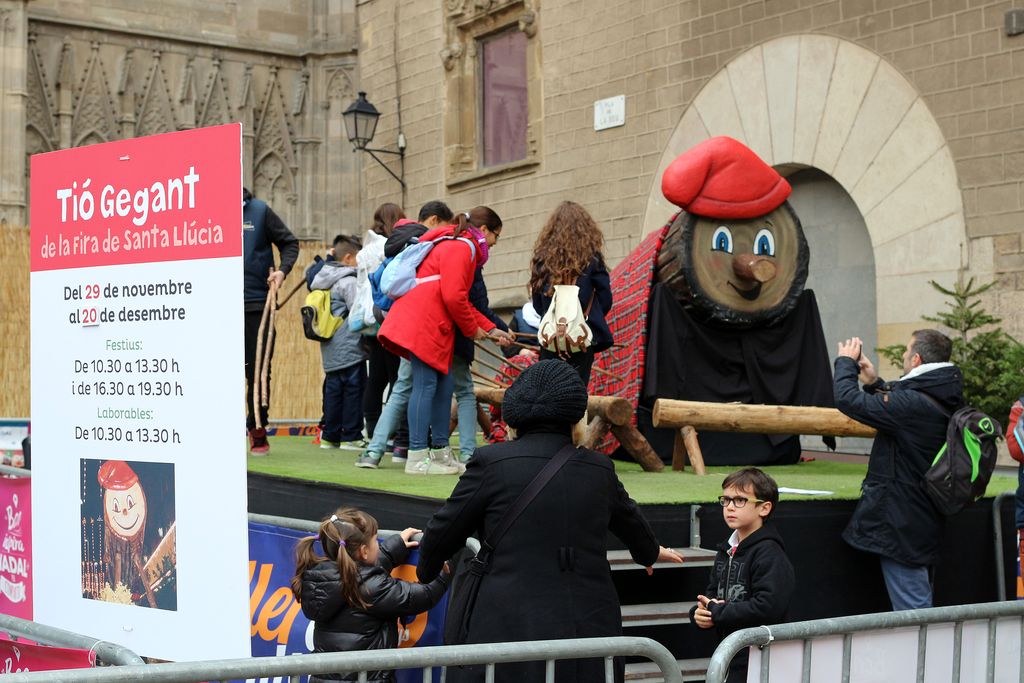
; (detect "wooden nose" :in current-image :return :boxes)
[732,254,777,283]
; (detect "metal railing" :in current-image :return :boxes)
[705,600,1024,683]
[993,490,1016,601]
[0,614,143,667]
[3,636,683,682]
[0,464,143,666]
[248,512,482,554]
[0,464,30,477]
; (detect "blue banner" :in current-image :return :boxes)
[247,522,446,683]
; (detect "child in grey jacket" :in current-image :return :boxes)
[308,235,369,449]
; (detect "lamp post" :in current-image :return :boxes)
[342,91,406,193]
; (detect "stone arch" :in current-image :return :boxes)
[253,151,295,225]
[642,34,965,343]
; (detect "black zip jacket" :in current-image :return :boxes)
[242,188,299,311]
[299,535,450,682]
[688,524,794,682]
[688,524,794,634]
[834,357,963,566]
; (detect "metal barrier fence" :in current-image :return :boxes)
[993,490,1016,601]
[705,599,1024,683]
[248,511,483,555]
[4,636,684,682]
[0,614,144,667]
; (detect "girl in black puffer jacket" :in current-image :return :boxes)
[292,507,451,682]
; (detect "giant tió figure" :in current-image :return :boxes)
[591,137,833,466]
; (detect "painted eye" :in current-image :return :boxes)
[111,499,120,513]
[126,495,135,510]
[753,228,775,256]
[711,226,733,253]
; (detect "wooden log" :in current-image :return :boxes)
[476,404,492,434]
[681,425,705,476]
[610,423,664,472]
[582,415,612,450]
[672,430,687,472]
[586,395,633,426]
[474,386,508,406]
[652,399,876,438]
[474,389,633,427]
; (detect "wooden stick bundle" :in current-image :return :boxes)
[471,368,506,387]
[252,274,279,429]
[260,278,279,408]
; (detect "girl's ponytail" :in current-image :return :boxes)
[452,211,469,237]
[334,541,369,610]
[290,507,380,610]
[290,535,325,601]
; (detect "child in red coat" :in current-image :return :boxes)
[378,207,509,474]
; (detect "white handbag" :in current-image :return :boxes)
[537,284,593,355]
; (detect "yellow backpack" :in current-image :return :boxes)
[300,289,345,341]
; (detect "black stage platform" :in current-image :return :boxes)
[250,472,1017,663]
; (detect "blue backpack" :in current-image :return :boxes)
[369,260,395,312]
[379,235,476,300]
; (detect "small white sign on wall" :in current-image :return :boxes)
[594,95,626,131]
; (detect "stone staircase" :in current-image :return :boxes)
[612,545,718,682]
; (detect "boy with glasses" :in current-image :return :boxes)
[689,467,795,682]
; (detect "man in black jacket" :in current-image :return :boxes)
[834,329,963,610]
[243,188,299,454]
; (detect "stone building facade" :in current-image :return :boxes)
[3,0,368,240]
[1,0,1022,355]
[356,0,1024,357]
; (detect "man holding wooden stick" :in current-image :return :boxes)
[243,188,298,455]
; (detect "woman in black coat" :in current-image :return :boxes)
[417,361,681,682]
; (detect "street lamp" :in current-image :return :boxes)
[343,91,406,190]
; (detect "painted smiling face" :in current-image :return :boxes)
[679,202,808,326]
[96,460,147,541]
[102,481,147,540]
[658,136,809,327]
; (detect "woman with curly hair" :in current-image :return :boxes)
[528,201,613,385]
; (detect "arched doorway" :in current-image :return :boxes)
[641,35,967,351]
[788,167,877,357]
[788,167,877,453]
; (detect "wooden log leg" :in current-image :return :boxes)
[681,425,706,476]
[610,424,665,472]
[476,403,492,435]
[582,415,611,450]
[672,430,687,472]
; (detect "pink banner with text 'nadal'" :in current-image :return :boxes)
[0,477,31,621]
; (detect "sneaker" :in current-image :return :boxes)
[338,438,369,451]
[355,453,381,469]
[404,448,429,474]
[391,446,408,464]
[248,428,270,456]
[320,440,340,449]
[385,439,396,454]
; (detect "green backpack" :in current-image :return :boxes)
[922,403,1001,515]
[300,289,345,341]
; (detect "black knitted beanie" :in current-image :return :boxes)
[503,359,588,428]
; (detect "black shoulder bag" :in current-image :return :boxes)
[444,443,578,645]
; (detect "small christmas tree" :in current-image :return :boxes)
[878,277,1024,419]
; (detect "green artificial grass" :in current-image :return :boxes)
[247,435,1020,505]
